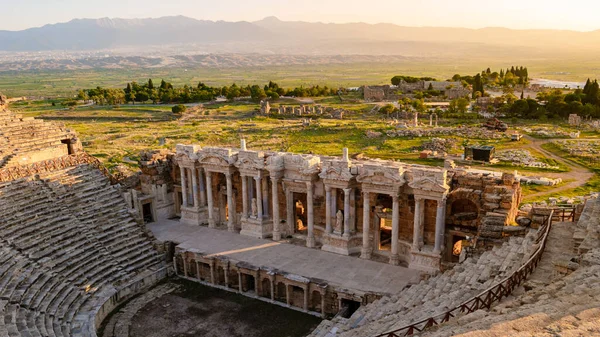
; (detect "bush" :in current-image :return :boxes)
[172,104,187,114]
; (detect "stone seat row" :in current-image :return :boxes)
[309,230,539,337]
[0,164,166,336]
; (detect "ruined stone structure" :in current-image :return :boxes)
[0,94,82,168]
[569,113,582,126]
[139,141,522,275]
[0,99,167,336]
[363,86,392,102]
[364,81,469,101]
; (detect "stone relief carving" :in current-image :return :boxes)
[335,210,343,234]
[251,198,257,217]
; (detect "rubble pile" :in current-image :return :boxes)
[387,126,506,140]
[553,140,600,159]
[521,126,571,138]
[495,150,560,170]
[421,137,456,154]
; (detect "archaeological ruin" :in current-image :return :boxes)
[2,89,599,337]
[0,96,168,336]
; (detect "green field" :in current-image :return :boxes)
[2,57,600,98]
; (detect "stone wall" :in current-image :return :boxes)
[157,143,522,274]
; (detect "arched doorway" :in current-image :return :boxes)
[261,278,271,299]
[311,291,322,312]
[451,199,478,221]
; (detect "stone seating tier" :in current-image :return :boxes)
[0,164,166,337]
[309,230,539,337]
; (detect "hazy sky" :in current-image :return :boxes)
[3,0,599,31]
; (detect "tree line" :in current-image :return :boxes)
[490,78,600,119]
[78,79,337,105]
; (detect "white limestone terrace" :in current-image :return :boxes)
[148,219,421,294]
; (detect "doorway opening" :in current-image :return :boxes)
[142,202,154,223]
[339,299,361,318]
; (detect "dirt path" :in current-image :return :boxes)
[523,135,594,199]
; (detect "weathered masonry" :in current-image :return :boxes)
[140,141,522,274]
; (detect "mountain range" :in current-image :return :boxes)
[1,16,600,56]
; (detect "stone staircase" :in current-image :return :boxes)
[309,231,540,337]
[0,164,166,337]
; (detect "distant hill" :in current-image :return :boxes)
[1,15,600,56]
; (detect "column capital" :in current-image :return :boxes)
[392,194,399,202]
[362,191,370,198]
[305,181,313,189]
[325,185,331,192]
[225,171,232,179]
[254,175,262,182]
[343,187,351,195]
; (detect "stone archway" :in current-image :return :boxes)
[450,198,479,222]
[261,278,271,298]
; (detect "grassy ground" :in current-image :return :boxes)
[9,98,597,200]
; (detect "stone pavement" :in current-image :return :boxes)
[148,220,422,294]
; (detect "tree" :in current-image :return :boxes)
[172,104,187,114]
[76,90,89,101]
[455,98,469,113]
[148,79,154,90]
[472,74,484,98]
[135,91,149,103]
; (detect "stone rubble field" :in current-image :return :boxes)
[386,126,507,140]
[495,150,560,170]
[553,139,600,158]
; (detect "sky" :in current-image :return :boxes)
[2,0,599,31]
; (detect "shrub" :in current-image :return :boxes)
[172,104,187,114]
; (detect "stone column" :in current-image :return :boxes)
[226,172,234,232]
[331,188,337,218]
[303,286,309,311]
[434,198,447,254]
[179,166,188,207]
[196,261,201,280]
[320,292,326,317]
[191,167,199,208]
[286,284,291,306]
[198,168,207,206]
[172,257,178,275]
[413,196,423,250]
[286,190,294,235]
[272,176,281,240]
[224,266,229,288]
[205,170,215,228]
[187,168,193,204]
[241,175,248,219]
[390,195,400,265]
[255,176,263,219]
[306,181,315,248]
[262,177,269,218]
[361,191,371,259]
[238,272,243,293]
[270,278,275,301]
[209,260,215,284]
[182,257,188,277]
[325,186,332,233]
[343,188,351,237]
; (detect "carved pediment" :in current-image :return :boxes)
[409,177,449,193]
[198,154,230,166]
[319,165,353,181]
[357,170,404,186]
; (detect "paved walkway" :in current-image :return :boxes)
[148,220,422,294]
